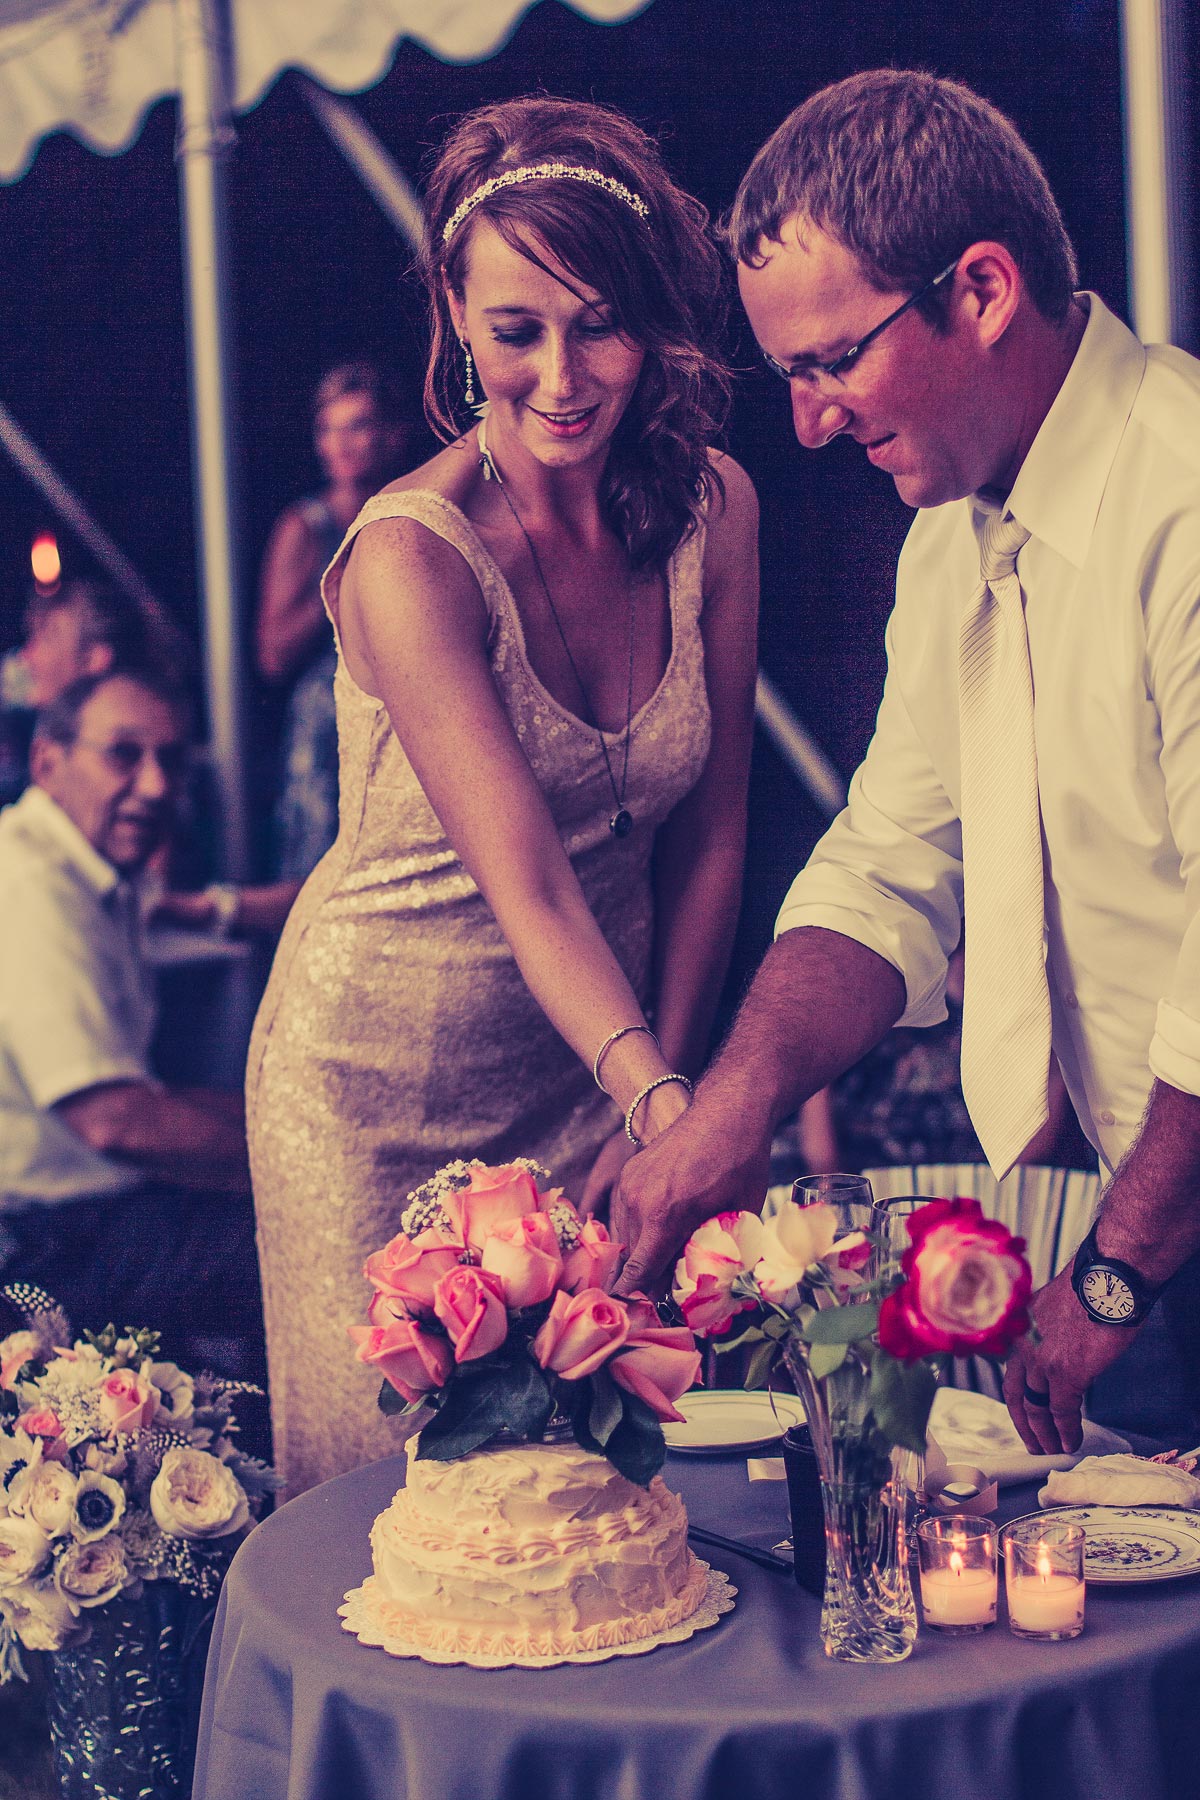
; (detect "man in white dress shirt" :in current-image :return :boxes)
[0,667,257,1367]
[614,69,1200,1452]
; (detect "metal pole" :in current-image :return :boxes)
[175,0,250,878]
[0,400,163,614]
[1119,0,1195,349]
[755,672,846,819]
[298,77,425,254]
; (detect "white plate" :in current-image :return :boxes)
[663,1390,806,1454]
[1004,1505,1200,1585]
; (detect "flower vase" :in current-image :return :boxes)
[783,1341,918,1663]
[41,1582,216,1800]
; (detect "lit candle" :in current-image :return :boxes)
[917,1517,998,1633]
[1004,1531,1086,1640]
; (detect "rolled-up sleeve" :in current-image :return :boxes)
[775,609,965,1029]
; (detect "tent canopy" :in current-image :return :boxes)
[0,0,648,181]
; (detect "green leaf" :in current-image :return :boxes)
[807,1340,848,1380]
[602,1390,666,1487]
[802,1299,880,1345]
[415,1377,509,1460]
[869,1350,937,1455]
[743,1339,777,1391]
[496,1358,555,1441]
[587,1368,625,1447]
[761,1315,789,1341]
[377,1379,431,1419]
[715,1326,766,1355]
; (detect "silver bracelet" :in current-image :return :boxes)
[204,882,240,937]
[624,1073,693,1147]
[593,1023,660,1093]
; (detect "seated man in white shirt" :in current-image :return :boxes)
[613,69,1200,1452]
[0,667,261,1377]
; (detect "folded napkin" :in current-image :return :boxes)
[1039,1452,1200,1509]
[925,1389,1129,1488]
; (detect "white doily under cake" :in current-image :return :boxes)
[338,1561,737,1670]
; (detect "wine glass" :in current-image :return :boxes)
[791,1172,876,1237]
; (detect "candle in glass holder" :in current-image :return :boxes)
[1003,1521,1085,1640]
[917,1516,997,1632]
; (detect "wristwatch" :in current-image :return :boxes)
[1071,1217,1163,1326]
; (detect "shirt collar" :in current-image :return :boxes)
[13,785,121,900]
[1000,293,1146,571]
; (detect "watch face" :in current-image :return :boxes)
[1079,1265,1137,1322]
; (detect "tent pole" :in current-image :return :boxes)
[175,0,250,878]
[0,400,163,613]
[298,78,425,253]
[1120,0,1195,349]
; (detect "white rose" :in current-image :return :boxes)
[0,1577,84,1652]
[23,1463,78,1538]
[54,1537,132,1610]
[150,1449,249,1541]
[0,1515,52,1586]
[71,1472,127,1543]
[755,1200,839,1301]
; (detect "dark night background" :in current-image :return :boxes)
[0,0,1156,998]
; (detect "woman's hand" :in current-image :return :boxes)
[579,1129,637,1221]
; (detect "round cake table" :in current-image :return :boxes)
[192,1448,1200,1800]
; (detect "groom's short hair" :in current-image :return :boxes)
[727,70,1078,325]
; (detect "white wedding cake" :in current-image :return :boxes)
[362,1436,708,1661]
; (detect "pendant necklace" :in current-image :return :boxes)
[479,428,637,839]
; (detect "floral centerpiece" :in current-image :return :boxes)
[0,1291,275,1685]
[351,1159,700,1486]
[674,1194,1032,1663]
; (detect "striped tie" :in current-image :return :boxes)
[958,506,1051,1177]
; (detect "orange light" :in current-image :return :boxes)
[31,532,61,594]
[1036,1543,1051,1583]
[949,1549,964,1579]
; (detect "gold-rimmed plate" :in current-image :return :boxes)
[663,1390,805,1454]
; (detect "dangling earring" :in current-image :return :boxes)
[462,342,476,411]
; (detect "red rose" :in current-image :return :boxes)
[877,1197,1031,1362]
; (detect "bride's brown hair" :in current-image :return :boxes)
[422,97,731,574]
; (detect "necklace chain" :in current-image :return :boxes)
[480,438,637,838]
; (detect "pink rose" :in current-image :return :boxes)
[532,1288,630,1380]
[822,1230,874,1298]
[441,1163,543,1253]
[363,1228,464,1313]
[878,1198,1032,1362]
[19,1408,64,1442]
[480,1213,563,1309]
[432,1266,509,1363]
[562,1218,623,1294]
[348,1319,454,1401]
[97,1369,157,1435]
[672,1211,765,1335]
[611,1317,701,1422]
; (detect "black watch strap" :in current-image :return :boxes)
[1071,1217,1163,1325]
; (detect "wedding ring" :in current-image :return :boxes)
[1023,1384,1051,1406]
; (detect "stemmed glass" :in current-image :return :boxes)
[791,1172,876,1234]
[871,1194,940,1558]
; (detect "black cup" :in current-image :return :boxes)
[782,1424,826,1596]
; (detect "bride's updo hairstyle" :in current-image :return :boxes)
[423,97,731,573]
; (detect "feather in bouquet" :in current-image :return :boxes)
[350,1160,700,1486]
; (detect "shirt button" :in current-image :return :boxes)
[1063,992,1079,1010]
[1098,1109,1116,1127]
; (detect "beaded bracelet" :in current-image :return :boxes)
[624,1072,694,1147]
[592,1023,660,1094]
[204,882,241,937]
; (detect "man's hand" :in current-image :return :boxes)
[578,1128,637,1221]
[1003,1267,1138,1454]
[611,1095,771,1297]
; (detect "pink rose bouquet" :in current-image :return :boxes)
[352,1158,701,1485]
[674,1193,1031,1457]
[0,1291,277,1683]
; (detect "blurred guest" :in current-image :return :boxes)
[0,668,262,1376]
[256,362,417,878]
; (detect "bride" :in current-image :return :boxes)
[246,96,759,1496]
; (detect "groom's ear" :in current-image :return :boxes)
[954,242,1022,351]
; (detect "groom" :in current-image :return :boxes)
[614,69,1200,1455]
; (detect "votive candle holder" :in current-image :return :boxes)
[1003,1520,1086,1640]
[917,1515,998,1633]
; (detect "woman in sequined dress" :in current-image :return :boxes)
[246,97,760,1495]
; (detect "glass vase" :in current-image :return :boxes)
[783,1340,918,1662]
[40,1582,216,1800]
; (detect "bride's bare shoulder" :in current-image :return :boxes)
[376,433,483,512]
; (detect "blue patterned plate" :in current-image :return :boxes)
[1004,1506,1200,1584]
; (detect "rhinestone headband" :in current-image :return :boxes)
[441,162,650,245]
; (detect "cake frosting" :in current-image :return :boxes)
[364,1437,708,1660]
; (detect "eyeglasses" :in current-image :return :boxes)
[761,255,961,390]
[73,738,191,781]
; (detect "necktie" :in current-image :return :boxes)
[958,506,1051,1177]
